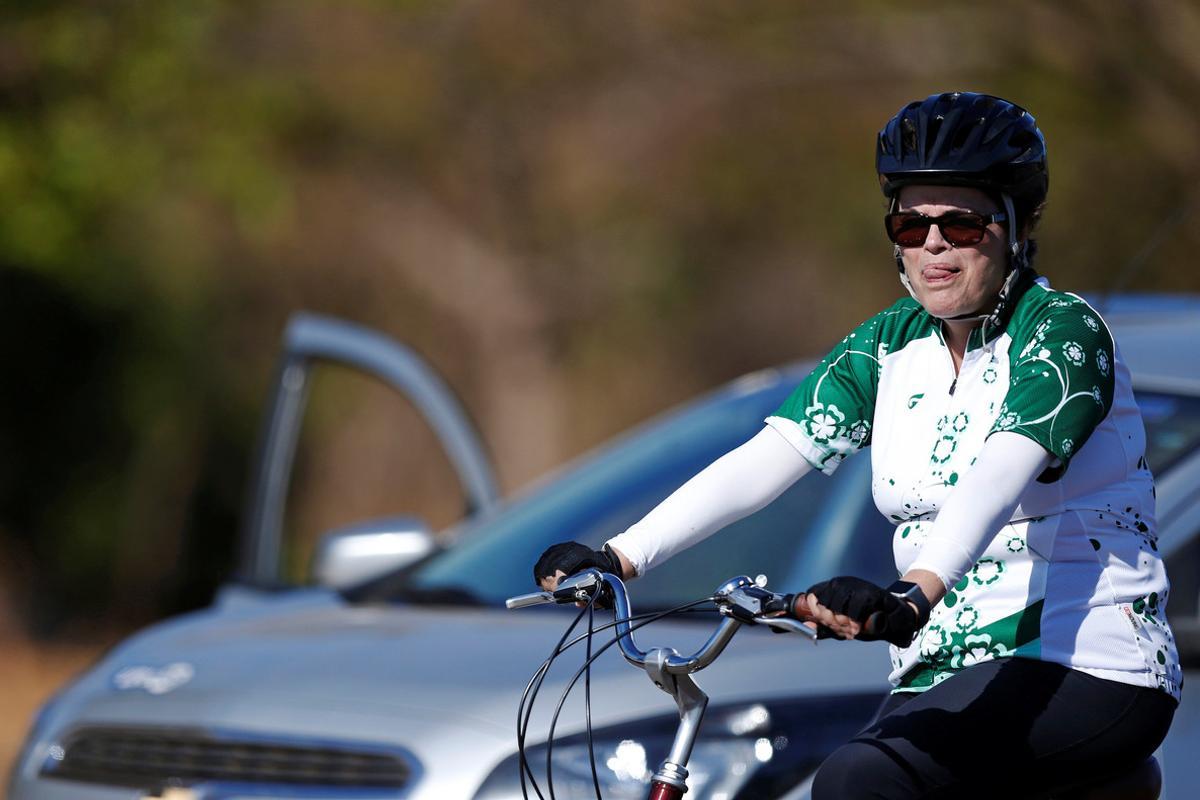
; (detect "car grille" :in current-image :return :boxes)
[41,725,413,791]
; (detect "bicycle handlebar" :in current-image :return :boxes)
[506,570,816,675]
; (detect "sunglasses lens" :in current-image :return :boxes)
[941,216,987,246]
[887,215,931,247]
[894,224,930,247]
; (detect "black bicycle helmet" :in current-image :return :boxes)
[876,92,1048,219]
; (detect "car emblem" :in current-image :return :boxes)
[113,662,195,695]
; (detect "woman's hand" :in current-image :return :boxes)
[803,575,931,646]
[802,586,862,640]
[532,542,631,591]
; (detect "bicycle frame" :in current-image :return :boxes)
[508,570,815,799]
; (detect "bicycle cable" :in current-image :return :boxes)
[545,589,603,800]
[517,597,719,799]
[517,603,720,789]
[584,598,602,799]
[530,595,719,800]
[518,598,593,800]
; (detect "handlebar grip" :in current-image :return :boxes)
[506,591,554,609]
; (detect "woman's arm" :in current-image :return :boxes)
[805,431,1052,640]
[606,424,814,577]
[901,430,1052,608]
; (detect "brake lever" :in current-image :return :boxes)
[716,578,818,642]
[758,616,819,641]
[506,591,554,609]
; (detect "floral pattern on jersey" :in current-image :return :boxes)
[900,599,1044,690]
[992,296,1115,466]
[971,557,1005,586]
[955,633,1015,668]
[919,624,952,663]
[1004,533,1026,553]
[953,605,979,632]
[1018,318,1053,359]
[930,436,957,464]
[926,409,973,468]
[993,410,1020,431]
[803,402,845,443]
[848,420,871,446]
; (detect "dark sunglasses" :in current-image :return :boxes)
[884,210,1006,248]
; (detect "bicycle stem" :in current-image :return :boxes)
[644,646,708,795]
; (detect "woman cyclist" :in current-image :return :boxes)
[533,92,1180,799]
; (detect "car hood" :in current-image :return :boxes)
[29,589,889,797]
[69,589,887,727]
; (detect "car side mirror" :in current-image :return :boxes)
[310,517,437,590]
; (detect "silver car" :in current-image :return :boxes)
[10,298,1200,799]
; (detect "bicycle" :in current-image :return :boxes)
[506,569,1163,800]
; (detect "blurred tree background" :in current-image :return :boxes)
[1,0,1199,648]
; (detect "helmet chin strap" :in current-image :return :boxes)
[896,244,916,296]
[895,193,1031,331]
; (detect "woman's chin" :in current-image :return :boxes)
[925,302,986,322]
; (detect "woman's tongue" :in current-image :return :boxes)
[923,263,959,282]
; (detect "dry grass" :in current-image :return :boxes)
[0,637,107,781]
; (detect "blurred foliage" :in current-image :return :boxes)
[0,0,1197,635]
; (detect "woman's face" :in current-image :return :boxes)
[896,185,1010,321]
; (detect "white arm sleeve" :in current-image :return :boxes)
[908,431,1053,589]
[605,425,814,576]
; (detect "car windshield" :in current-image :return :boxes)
[374,378,1199,612]
[1136,390,1200,474]
[388,366,896,610]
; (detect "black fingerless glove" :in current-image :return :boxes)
[806,576,927,647]
[532,541,622,587]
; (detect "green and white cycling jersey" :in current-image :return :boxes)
[766,279,1181,700]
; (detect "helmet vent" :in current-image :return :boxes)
[950,116,981,153]
[926,114,945,157]
[901,117,919,155]
[1009,128,1039,157]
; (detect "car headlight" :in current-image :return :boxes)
[472,693,883,800]
[7,690,66,792]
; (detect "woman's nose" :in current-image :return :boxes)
[923,223,952,253]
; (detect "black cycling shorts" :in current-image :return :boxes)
[812,656,1177,800]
